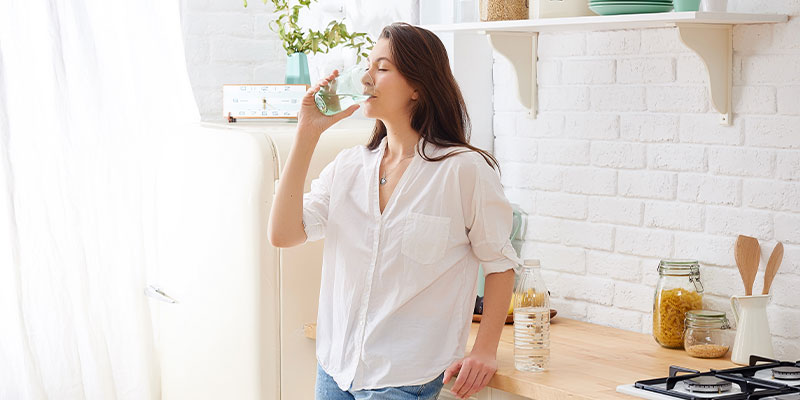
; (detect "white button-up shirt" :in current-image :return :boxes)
[302,136,521,391]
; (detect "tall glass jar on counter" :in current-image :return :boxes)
[652,260,704,349]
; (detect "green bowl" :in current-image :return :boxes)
[589,0,672,3]
[590,3,673,14]
[590,2,672,4]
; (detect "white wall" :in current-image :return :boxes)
[493,2,800,359]
[180,0,418,121]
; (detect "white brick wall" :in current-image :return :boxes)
[564,114,619,139]
[648,143,706,172]
[502,1,800,359]
[677,174,740,206]
[591,86,647,111]
[561,167,617,195]
[618,57,675,84]
[591,141,647,168]
[620,114,679,142]
[777,86,800,115]
[539,139,591,165]
[586,250,642,282]
[560,220,615,250]
[562,60,615,85]
[708,147,773,177]
[588,197,643,225]
[643,201,704,231]
[615,227,673,258]
[618,170,676,199]
[746,116,800,148]
[537,192,587,219]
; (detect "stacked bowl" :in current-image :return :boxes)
[589,0,673,15]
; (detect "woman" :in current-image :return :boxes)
[269,22,521,400]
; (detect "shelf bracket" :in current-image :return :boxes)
[487,32,539,119]
[677,23,733,125]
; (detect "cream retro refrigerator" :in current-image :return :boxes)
[148,121,372,400]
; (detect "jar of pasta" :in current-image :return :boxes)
[652,260,704,349]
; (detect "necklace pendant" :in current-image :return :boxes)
[379,177,387,185]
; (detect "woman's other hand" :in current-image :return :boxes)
[442,351,498,399]
[297,70,360,137]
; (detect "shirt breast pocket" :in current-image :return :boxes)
[401,212,450,265]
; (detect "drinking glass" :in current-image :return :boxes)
[314,63,373,116]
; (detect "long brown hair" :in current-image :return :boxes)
[365,22,499,172]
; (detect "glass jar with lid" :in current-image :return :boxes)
[652,259,704,349]
[683,310,732,358]
[479,0,528,21]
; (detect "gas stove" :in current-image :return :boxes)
[617,356,800,400]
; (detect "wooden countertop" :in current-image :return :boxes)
[303,317,736,399]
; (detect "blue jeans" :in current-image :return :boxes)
[315,363,446,400]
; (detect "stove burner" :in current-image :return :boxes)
[773,366,800,381]
[684,376,733,393]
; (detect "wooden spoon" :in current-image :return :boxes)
[734,235,760,296]
[762,242,784,295]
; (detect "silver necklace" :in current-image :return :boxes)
[380,153,414,186]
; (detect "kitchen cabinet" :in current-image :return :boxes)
[422,12,788,125]
[304,317,737,399]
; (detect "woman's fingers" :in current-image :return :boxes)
[306,70,340,97]
[454,364,479,399]
[305,85,319,97]
[459,371,481,398]
[331,104,360,122]
[442,360,462,385]
[327,70,339,81]
[464,371,491,398]
[304,78,332,99]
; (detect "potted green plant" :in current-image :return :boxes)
[244,0,375,85]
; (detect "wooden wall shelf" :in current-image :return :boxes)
[423,12,788,125]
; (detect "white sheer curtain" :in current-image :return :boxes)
[0,0,198,398]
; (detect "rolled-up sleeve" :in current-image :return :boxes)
[301,158,336,243]
[464,160,523,275]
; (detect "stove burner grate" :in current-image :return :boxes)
[774,367,800,381]
[632,357,800,400]
[684,376,734,393]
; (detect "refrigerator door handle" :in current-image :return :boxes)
[145,284,179,304]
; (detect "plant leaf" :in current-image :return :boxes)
[257,0,373,58]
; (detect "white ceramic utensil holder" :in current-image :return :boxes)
[730,294,774,365]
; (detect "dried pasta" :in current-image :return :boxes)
[652,288,703,348]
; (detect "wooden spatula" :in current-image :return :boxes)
[762,242,784,295]
[734,235,760,296]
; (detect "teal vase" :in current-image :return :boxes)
[285,52,311,85]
